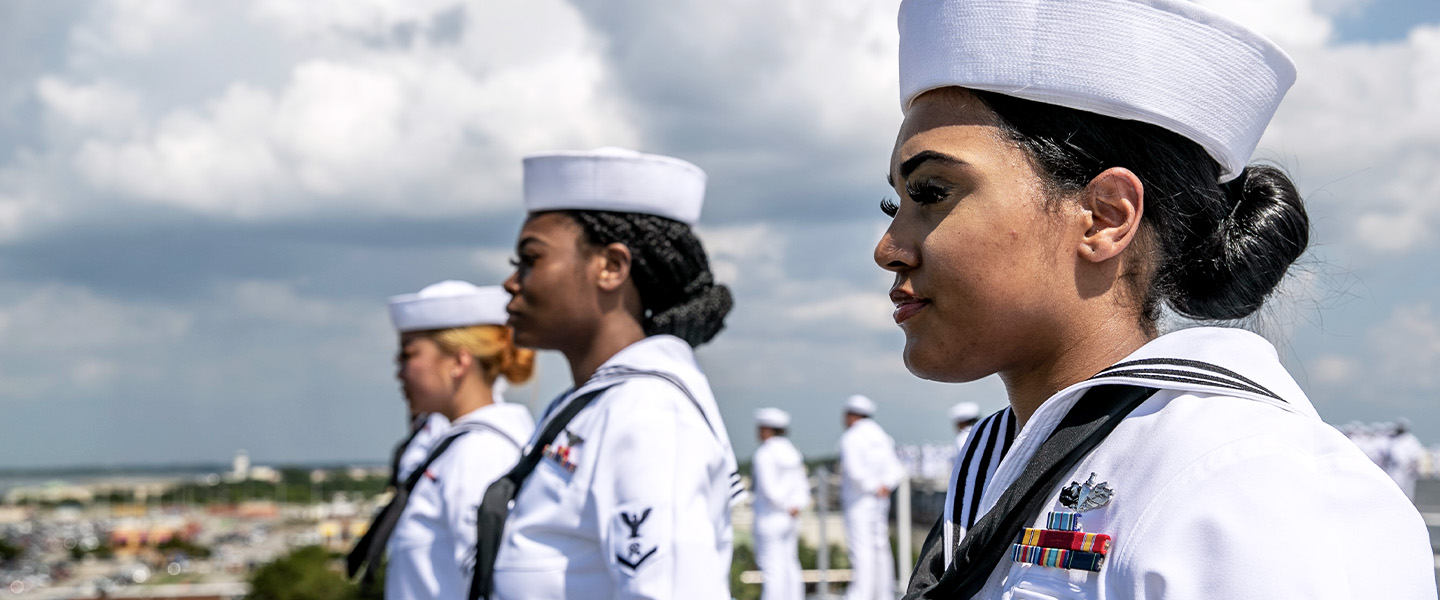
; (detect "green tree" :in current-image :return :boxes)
[246,546,357,600]
[0,538,21,564]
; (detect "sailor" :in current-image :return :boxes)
[470,147,742,600]
[1387,419,1424,501]
[751,407,811,600]
[838,395,904,600]
[348,281,537,600]
[948,402,979,458]
[883,1,1435,597]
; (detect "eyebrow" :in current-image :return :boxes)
[516,236,546,251]
[901,150,968,179]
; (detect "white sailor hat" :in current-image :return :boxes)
[522,147,708,225]
[845,395,877,417]
[897,0,1296,182]
[754,408,791,429]
[949,402,980,422]
[388,280,509,333]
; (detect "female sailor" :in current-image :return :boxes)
[880,1,1436,598]
[470,148,742,600]
[350,281,536,599]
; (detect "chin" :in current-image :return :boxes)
[903,339,986,384]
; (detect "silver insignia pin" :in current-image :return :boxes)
[1060,472,1113,512]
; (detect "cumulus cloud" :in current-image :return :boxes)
[16,0,638,225]
[2,0,1439,465]
[1261,23,1440,255]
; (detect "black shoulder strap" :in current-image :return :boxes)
[347,421,508,586]
[468,385,613,600]
[904,384,1158,599]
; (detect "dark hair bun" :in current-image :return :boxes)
[647,282,733,347]
[1168,165,1310,321]
[563,209,733,347]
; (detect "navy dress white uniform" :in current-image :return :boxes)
[838,395,905,600]
[752,408,811,600]
[383,283,537,600]
[487,148,743,600]
[896,1,1435,597]
[491,336,741,599]
[924,328,1435,598]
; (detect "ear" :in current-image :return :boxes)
[1078,167,1144,263]
[450,350,474,379]
[595,242,633,293]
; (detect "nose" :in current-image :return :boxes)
[875,219,918,273]
[503,268,521,296]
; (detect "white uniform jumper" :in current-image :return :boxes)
[752,435,811,600]
[840,418,904,600]
[492,335,743,600]
[387,400,535,600]
[927,327,1435,599]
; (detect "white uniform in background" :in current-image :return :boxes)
[386,399,535,600]
[492,335,742,600]
[949,402,980,461]
[931,327,1434,599]
[396,412,451,483]
[839,395,904,600]
[1387,428,1424,501]
[752,408,811,600]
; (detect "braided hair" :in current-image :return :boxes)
[560,210,733,347]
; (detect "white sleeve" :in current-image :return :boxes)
[1109,439,1436,600]
[439,433,521,578]
[592,380,730,600]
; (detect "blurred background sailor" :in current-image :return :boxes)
[948,402,980,458]
[750,408,810,600]
[349,281,536,599]
[1388,419,1425,501]
[837,395,904,600]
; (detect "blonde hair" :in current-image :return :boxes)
[429,325,536,385]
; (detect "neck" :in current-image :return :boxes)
[565,314,647,388]
[1001,312,1151,428]
[442,373,494,421]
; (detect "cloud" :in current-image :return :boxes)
[12,0,638,228]
[1262,23,1440,255]
[1309,354,1360,384]
[2,0,1440,466]
[1366,303,1440,391]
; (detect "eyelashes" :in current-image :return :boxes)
[906,179,950,205]
[880,179,953,218]
[881,197,899,217]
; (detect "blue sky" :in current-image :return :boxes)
[1,0,1437,468]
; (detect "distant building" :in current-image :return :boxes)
[231,450,250,482]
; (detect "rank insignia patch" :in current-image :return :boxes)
[611,503,666,575]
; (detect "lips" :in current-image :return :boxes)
[889,287,930,324]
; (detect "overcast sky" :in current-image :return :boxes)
[1,0,1438,469]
